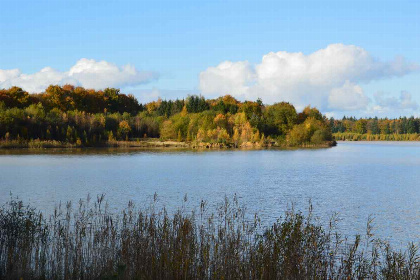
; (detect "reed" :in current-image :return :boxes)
[0,139,76,149]
[0,195,418,279]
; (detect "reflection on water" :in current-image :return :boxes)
[0,141,419,247]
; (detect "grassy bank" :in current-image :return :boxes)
[333,132,420,141]
[0,196,418,279]
[0,138,336,150]
[0,139,77,149]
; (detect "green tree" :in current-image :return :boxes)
[263,102,298,136]
[354,119,367,134]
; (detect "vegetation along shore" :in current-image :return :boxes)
[1,196,419,279]
[1,85,419,150]
[0,85,336,149]
[331,116,420,141]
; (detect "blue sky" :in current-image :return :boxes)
[0,0,419,117]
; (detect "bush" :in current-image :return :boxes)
[311,129,328,144]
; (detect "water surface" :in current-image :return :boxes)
[0,142,419,247]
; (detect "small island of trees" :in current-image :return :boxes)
[0,85,335,149]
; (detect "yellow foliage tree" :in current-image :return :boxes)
[160,120,176,140]
[118,120,131,140]
[217,128,230,143]
[196,128,206,142]
[177,129,182,142]
[252,130,260,142]
[232,127,240,146]
[240,122,253,142]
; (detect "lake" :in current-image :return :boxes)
[0,141,419,247]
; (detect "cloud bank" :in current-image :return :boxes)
[199,44,418,112]
[372,91,418,113]
[328,81,370,111]
[0,59,157,93]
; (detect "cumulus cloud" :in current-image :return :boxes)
[0,67,72,93]
[328,81,370,111]
[129,88,200,103]
[198,61,254,97]
[199,44,418,110]
[0,59,157,93]
[0,69,21,83]
[373,91,418,112]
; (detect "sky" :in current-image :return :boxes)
[0,0,419,118]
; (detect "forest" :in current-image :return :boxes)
[330,116,420,141]
[0,85,334,148]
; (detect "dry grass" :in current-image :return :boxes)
[0,195,418,279]
[0,139,76,149]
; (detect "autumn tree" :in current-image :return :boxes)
[118,120,131,140]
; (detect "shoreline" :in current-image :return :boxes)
[333,132,420,141]
[0,139,336,151]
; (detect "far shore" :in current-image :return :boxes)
[333,132,420,141]
[4,136,420,152]
[0,138,336,151]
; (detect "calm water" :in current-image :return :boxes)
[0,142,419,247]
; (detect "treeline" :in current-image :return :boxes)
[333,132,420,141]
[0,85,334,148]
[330,116,420,141]
[330,116,420,134]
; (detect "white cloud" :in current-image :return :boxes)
[131,88,161,103]
[199,44,418,111]
[199,61,254,97]
[0,67,71,93]
[0,69,21,83]
[68,59,156,89]
[129,88,200,103]
[0,59,157,93]
[328,81,370,111]
[373,91,418,111]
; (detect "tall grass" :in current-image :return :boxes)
[0,139,76,149]
[0,195,418,279]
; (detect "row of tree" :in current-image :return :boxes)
[0,85,334,147]
[330,116,420,135]
[0,85,143,114]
